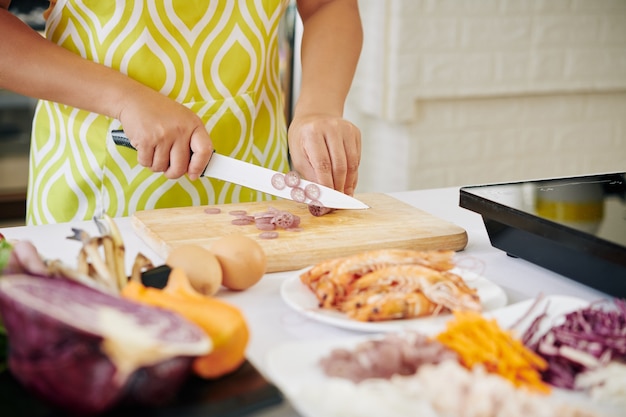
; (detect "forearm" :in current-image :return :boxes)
[0,9,155,120]
[294,0,362,118]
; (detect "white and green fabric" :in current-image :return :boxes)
[27,0,290,225]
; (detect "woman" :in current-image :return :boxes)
[0,0,362,225]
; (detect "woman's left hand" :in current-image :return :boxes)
[287,114,361,196]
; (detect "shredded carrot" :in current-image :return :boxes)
[434,311,551,394]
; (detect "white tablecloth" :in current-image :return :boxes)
[0,187,609,416]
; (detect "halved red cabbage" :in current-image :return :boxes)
[0,275,212,415]
[522,298,626,389]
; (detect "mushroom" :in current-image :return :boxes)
[62,215,153,292]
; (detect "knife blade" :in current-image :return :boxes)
[111,130,369,210]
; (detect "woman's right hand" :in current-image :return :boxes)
[117,87,214,181]
[1,8,212,181]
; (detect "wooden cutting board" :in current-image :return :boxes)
[131,193,468,273]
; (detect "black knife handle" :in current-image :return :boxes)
[141,264,172,289]
[110,130,212,177]
[111,130,136,150]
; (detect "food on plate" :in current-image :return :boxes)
[575,362,626,406]
[209,234,267,290]
[435,310,550,393]
[303,360,600,417]
[166,244,223,296]
[299,249,480,321]
[122,267,250,379]
[320,332,457,382]
[276,296,619,417]
[343,264,481,321]
[521,298,626,398]
[301,249,456,305]
[0,274,211,416]
[310,317,605,417]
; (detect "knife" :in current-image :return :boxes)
[111,130,369,210]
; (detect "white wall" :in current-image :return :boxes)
[348,0,626,192]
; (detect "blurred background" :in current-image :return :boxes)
[0,1,46,227]
[2,0,625,226]
[343,0,626,193]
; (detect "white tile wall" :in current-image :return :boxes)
[349,0,626,192]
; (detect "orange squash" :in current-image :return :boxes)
[121,268,249,379]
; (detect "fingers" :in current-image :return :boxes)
[186,128,213,180]
[325,139,347,192]
[134,141,155,169]
[129,131,212,180]
[123,126,212,180]
[117,93,212,180]
[152,144,172,173]
[133,136,178,174]
[342,125,361,196]
[163,139,191,179]
[289,116,361,195]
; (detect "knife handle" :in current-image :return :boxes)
[111,130,202,156]
[111,130,136,150]
[111,130,212,177]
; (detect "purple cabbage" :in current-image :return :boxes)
[0,275,211,416]
[522,298,626,389]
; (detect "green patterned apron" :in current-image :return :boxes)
[27,0,290,225]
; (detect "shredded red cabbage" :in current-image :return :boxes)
[522,298,626,389]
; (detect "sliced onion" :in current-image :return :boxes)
[229,210,248,216]
[259,231,279,239]
[254,211,275,220]
[284,171,301,187]
[272,212,295,229]
[290,215,301,228]
[271,173,286,190]
[308,202,333,217]
[254,217,273,225]
[255,222,276,231]
[304,184,321,201]
[290,187,306,203]
[204,207,221,214]
[231,218,253,226]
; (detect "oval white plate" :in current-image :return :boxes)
[280,267,508,333]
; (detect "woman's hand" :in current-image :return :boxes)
[117,87,213,181]
[291,0,363,195]
[288,113,361,196]
[0,9,213,181]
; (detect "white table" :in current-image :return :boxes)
[0,187,609,417]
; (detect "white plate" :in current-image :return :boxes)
[267,295,624,417]
[280,267,508,333]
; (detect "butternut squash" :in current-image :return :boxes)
[121,267,249,379]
